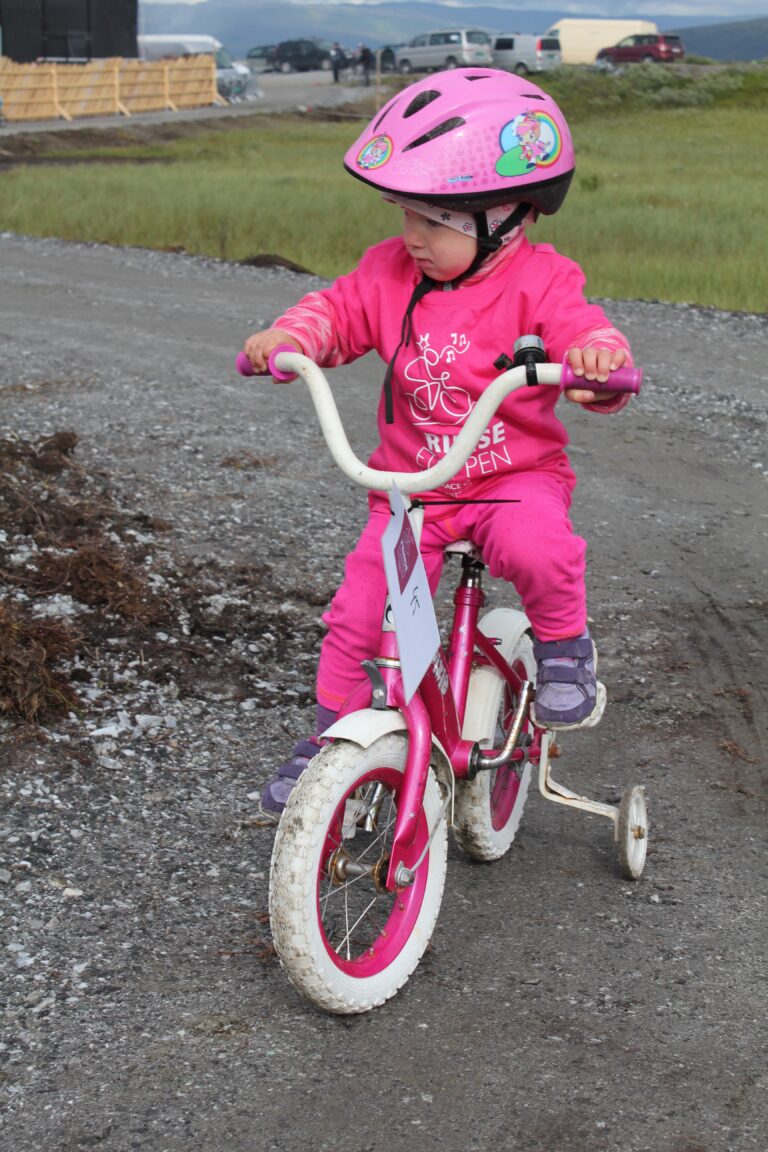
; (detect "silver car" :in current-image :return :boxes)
[395,29,493,74]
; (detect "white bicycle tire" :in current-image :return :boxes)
[269,734,447,1014]
[453,623,536,861]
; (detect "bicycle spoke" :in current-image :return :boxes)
[334,892,380,957]
[316,783,401,959]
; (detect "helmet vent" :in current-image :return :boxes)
[522,93,545,101]
[403,90,441,117]
[372,97,400,132]
[403,116,465,152]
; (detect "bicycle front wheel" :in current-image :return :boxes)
[453,629,536,861]
[269,734,448,1014]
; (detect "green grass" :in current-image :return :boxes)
[1,64,766,311]
[535,105,767,310]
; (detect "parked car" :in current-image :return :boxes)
[270,38,350,73]
[379,43,405,72]
[492,33,562,74]
[595,33,685,66]
[246,44,275,73]
[395,29,493,74]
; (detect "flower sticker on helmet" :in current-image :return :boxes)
[496,112,562,178]
[356,135,393,171]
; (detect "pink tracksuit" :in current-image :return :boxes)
[272,234,632,712]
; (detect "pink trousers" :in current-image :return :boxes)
[316,470,587,712]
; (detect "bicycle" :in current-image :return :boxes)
[237,340,648,1014]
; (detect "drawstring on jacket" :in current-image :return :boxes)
[382,274,436,424]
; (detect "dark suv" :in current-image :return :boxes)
[270,38,348,73]
[596,33,685,65]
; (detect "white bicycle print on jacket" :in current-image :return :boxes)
[404,333,475,426]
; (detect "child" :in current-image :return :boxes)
[243,69,633,820]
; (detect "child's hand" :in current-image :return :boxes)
[242,329,302,378]
[564,347,628,405]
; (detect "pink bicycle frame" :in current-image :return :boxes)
[342,552,531,891]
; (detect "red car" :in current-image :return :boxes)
[596,33,685,66]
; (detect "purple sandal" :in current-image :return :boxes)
[530,632,607,730]
[259,705,337,822]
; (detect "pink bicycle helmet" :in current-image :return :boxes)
[344,68,575,216]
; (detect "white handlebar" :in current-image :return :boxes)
[273,350,563,494]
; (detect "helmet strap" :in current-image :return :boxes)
[449,202,532,287]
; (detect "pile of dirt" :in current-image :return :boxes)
[0,430,330,728]
[0,603,80,723]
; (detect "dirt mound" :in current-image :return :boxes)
[0,430,329,727]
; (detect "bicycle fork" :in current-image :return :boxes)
[363,552,495,884]
[374,667,465,891]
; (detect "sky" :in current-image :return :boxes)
[142,0,768,16]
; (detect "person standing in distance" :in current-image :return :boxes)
[329,42,344,83]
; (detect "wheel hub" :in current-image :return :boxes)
[327,848,391,891]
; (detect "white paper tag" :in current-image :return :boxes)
[381,484,441,704]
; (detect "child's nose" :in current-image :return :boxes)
[403,220,425,248]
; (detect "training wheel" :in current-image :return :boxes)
[617,785,648,880]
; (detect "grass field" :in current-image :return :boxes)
[1,63,766,312]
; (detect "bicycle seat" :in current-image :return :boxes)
[444,540,482,561]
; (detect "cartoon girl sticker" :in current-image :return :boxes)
[517,113,548,163]
[356,135,393,170]
[495,112,562,178]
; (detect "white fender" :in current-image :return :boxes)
[322,707,452,775]
[322,708,406,747]
[462,608,532,744]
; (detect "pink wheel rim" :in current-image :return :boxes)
[490,763,522,831]
[317,767,430,978]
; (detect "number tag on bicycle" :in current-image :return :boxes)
[381,484,441,704]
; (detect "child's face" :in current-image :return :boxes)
[401,209,477,282]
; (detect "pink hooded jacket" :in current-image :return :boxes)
[273,234,631,498]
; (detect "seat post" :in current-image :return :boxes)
[446,552,485,718]
[459,553,485,589]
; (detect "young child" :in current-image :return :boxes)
[243,69,633,820]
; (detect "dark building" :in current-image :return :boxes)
[0,0,138,63]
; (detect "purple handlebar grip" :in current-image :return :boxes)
[561,360,642,394]
[236,351,255,377]
[235,344,298,383]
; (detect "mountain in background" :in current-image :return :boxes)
[138,2,760,59]
[671,16,768,61]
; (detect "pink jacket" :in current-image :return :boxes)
[274,235,631,498]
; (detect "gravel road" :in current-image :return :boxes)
[1,228,766,1152]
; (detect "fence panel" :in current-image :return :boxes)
[0,59,61,121]
[119,60,170,114]
[56,59,122,119]
[167,55,221,109]
[0,55,220,122]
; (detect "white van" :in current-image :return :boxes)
[137,34,251,99]
[395,30,493,73]
[492,33,563,74]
